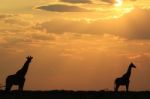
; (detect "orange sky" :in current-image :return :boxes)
[0,0,150,91]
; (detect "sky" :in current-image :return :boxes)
[0,0,150,91]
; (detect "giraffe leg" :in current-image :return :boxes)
[18,79,25,91]
[115,84,119,92]
[126,83,129,92]
[18,83,24,91]
[5,76,13,92]
[5,82,13,92]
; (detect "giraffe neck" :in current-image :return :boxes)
[15,60,31,77]
[123,66,132,79]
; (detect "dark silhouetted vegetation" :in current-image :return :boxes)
[0,90,150,99]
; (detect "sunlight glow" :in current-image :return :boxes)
[114,0,123,7]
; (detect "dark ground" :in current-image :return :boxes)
[0,90,150,99]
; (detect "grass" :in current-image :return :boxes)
[0,90,150,99]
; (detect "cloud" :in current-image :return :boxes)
[0,13,55,49]
[0,14,32,27]
[101,0,113,3]
[60,0,92,4]
[37,4,90,12]
[0,14,13,20]
[0,30,55,51]
[101,0,137,4]
[35,8,150,40]
[117,8,150,39]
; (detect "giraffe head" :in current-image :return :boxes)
[26,56,33,63]
[129,62,136,68]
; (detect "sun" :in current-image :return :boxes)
[114,0,123,7]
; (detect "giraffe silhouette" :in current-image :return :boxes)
[114,62,136,92]
[5,56,33,92]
